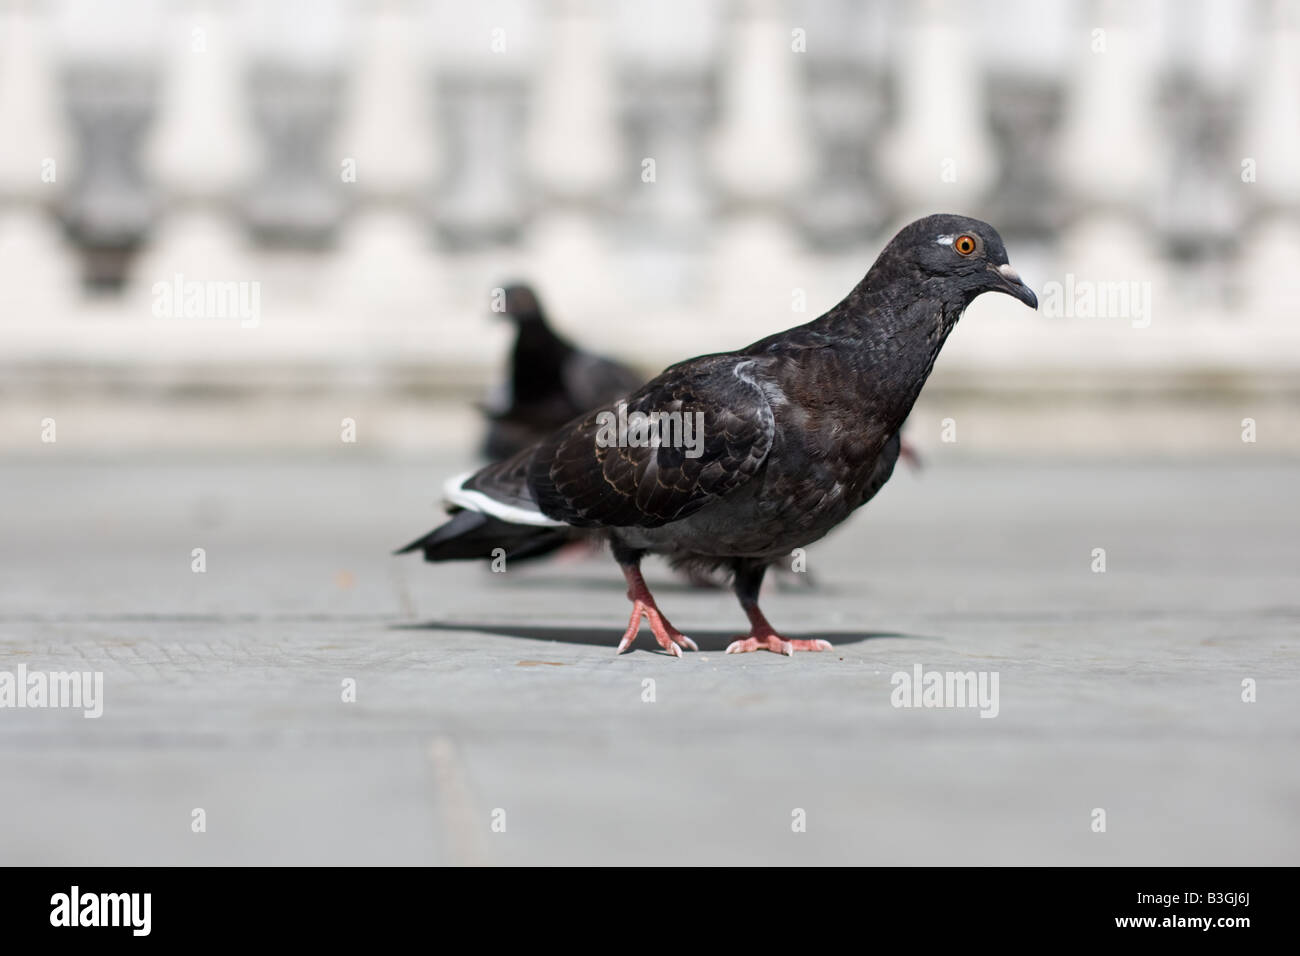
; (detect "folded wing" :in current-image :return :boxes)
[528,355,778,528]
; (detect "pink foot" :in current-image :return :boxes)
[725,602,832,656]
[618,599,698,657]
[617,566,698,657]
[724,632,833,656]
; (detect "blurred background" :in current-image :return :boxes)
[3,0,1299,869]
[2,0,1299,455]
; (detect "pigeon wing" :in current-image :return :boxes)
[529,355,776,528]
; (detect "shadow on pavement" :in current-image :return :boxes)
[393,620,931,653]
[494,574,837,595]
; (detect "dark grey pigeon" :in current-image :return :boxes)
[399,215,1037,656]
[477,282,917,584]
[482,283,644,460]
[479,283,917,585]
[482,283,924,472]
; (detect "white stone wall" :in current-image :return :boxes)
[1,0,1298,439]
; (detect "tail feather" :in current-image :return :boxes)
[395,508,569,563]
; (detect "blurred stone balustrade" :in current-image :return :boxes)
[0,0,1297,452]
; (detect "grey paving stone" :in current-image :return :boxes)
[0,455,1296,865]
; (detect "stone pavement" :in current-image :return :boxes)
[1,454,1296,865]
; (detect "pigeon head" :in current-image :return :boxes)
[885,214,1038,310]
[497,283,546,323]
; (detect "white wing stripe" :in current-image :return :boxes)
[442,471,566,527]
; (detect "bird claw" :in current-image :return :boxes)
[725,634,832,656]
[618,597,696,657]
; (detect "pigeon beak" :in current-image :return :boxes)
[991,262,1038,310]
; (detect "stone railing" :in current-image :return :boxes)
[1,0,1298,450]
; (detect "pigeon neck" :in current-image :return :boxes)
[823,273,969,425]
[511,313,572,400]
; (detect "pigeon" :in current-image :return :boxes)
[399,215,1037,656]
[476,282,919,586]
[483,282,923,470]
[482,283,644,461]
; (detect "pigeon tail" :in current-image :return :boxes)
[394,466,569,562]
[394,509,570,562]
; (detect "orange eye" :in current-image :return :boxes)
[954,235,977,256]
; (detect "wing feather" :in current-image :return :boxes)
[528,356,776,528]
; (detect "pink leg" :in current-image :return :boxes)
[724,603,832,656]
[617,565,699,657]
[899,439,923,471]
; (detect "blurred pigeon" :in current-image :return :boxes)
[400,215,1037,655]
[482,283,644,460]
